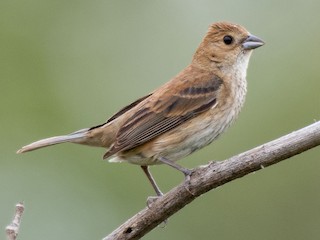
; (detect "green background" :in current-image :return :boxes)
[1,1,320,239]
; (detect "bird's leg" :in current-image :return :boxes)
[141,165,163,205]
[157,156,192,177]
[158,156,194,197]
[141,165,169,225]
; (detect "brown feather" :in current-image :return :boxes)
[103,69,223,159]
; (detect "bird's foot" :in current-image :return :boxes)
[183,169,195,196]
[146,195,162,208]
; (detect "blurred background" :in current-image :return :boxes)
[1,0,320,239]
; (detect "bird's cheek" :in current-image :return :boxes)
[208,54,218,62]
[208,52,223,64]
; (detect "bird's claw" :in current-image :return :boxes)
[146,196,162,208]
[183,169,195,196]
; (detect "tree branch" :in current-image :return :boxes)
[104,121,320,240]
[6,202,25,240]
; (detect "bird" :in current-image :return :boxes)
[17,22,264,197]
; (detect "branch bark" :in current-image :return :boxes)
[6,202,25,240]
[104,121,320,240]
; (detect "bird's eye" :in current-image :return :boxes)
[223,35,233,45]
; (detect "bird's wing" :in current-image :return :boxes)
[88,93,153,131]
[103,75,223,159]
[106,93,153,124]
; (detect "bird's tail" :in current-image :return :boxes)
[17,128,90,154]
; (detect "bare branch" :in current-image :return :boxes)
[103,121,320,240]
[6,202,25,240]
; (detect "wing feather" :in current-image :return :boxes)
[103,75,223,159]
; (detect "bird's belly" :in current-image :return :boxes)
[158,116,230,161]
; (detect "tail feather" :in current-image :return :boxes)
[17,128,89,154]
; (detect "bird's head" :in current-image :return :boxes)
[192,22,264,73]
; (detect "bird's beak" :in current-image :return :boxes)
[242,34,265,50]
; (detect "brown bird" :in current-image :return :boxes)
[17,22,264,197]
